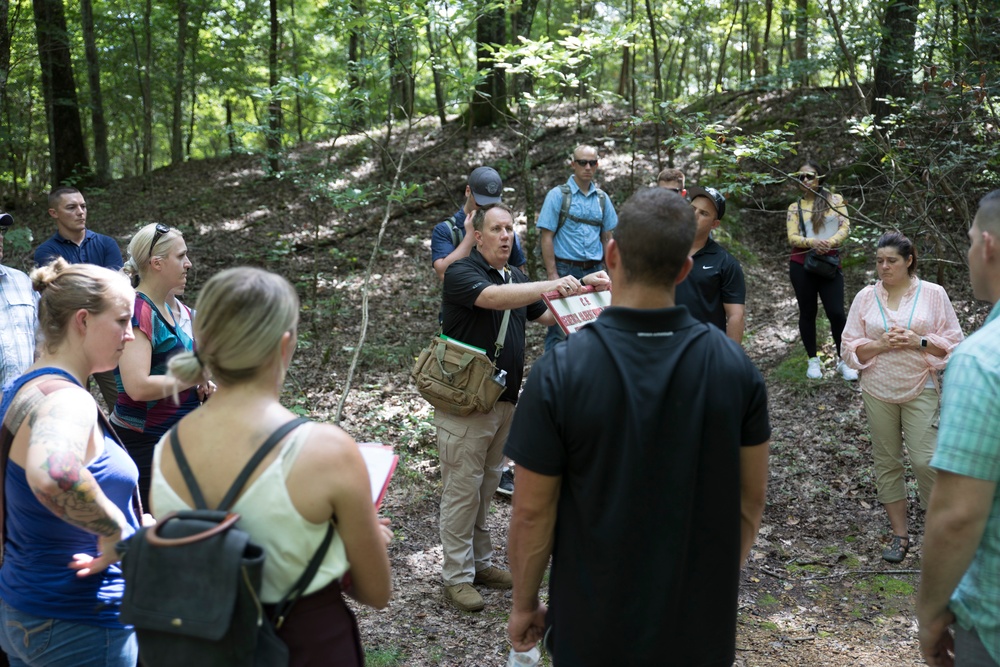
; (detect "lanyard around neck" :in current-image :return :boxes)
[874,280,921,332]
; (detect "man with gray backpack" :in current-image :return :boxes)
[537,145,618,351]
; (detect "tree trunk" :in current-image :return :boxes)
[389,29,414,120]
[794,0,808,85]
[32,0,89,186]
[225,98,235,151]
[347,0,364,130]
[643,0,662,105]
[871,0,918,122]
[267,0,281,172]
[171,0,187,165]
[469,4,507,127]
[716,0,740,90]
[289,0,303,143]
[79,0,109,183]
[185,0,205,158]
[759,0,773,77]
[509,0,539,102]
[142,0,152,181]
[424,8,447,125]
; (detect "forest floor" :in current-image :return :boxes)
[9,90,990,666]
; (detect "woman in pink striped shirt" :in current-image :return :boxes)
[842,231,964,563]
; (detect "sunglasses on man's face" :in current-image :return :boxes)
[575,159,598,167]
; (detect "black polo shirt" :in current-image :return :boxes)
[505,305,770,666]
[442,248,547,404]
[675,237,745,331]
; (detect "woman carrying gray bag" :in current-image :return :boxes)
[786,159,859,382]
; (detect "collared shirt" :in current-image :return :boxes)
[0,264,38,388]
[34,229,123,270]
[842,275,964,403]
[441,247,547,404]
[430,210,526,268]
[537,176,618,262]
[932,302,1000,664]
[675,237,745,331]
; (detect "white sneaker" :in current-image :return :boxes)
[806,357,822,379]
[837,359,859,381]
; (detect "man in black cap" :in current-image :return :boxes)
[431,166,526,281]
[677,186,746,344]
[429,167,525,496]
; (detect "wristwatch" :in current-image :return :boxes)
[920,338,928,348]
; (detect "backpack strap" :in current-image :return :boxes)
[554,184,607,237]
[271,521,335,628]
[446,216,461,248]
[170,417,310,511]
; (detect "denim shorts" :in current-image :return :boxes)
[0,599,137,667]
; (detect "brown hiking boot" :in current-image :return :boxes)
[474,566,513,589]
[443,583,484,611]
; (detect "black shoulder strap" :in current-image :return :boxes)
[555,184,572,237]
[797,200,807,237]
[171,417,310,511]
[271,521,335,628]
[447,216,461,247]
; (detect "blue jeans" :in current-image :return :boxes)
[544,260,604,352]
[0,599,137,667]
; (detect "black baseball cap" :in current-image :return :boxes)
[686,186,726,220]
[0,212,12,228]
[468,167,503,206]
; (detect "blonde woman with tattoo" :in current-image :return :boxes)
[0,259,143,667]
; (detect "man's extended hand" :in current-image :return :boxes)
[508,602,548,652]
[582,271,611,291]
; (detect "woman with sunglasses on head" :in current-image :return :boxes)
[112,223,212,509]
[841,231,963,562]
[0,260,141,666]
[786,160,858,381]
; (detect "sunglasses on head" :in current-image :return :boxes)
[148,223,170,258]
[575,159,598,167]
[797,172,819,182]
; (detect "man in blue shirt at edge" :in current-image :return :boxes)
[430,167,526,282]
[34,187,123,410]
[429,166,525,497]
[918,189,1000,667]
[537,144,618,351]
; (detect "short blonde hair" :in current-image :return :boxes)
[168,267,300,386]
[123,223,183,287]
[31,258,133,353]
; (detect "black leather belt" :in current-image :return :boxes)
[556,257,602,269]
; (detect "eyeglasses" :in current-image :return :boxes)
[148,223,170,258]
[797,172,819,182]
[574,159,598,167]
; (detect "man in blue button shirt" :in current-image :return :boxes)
[537,145,618,350]
[33,187,123,408]
[34,187,123,271]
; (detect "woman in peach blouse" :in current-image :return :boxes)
[842,231,963,563]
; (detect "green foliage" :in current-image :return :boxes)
[365,647,406,667]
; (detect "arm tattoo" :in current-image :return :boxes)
[25,393,127,539]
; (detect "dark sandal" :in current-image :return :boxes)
[882,535,909,563]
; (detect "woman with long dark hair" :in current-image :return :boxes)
[786,160,858,381]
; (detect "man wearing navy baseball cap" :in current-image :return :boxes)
[677,185,746,344]
[431,166,526,282]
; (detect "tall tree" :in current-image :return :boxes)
[32,0,89,186]
[171,0,188,165]
[267,0,281,172]
[794,0,808,85]
[79,0,109,183]
[871,0,918,122]
[469,3,507,127]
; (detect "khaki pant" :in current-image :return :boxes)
[435,402,513,586]
[862,388,939,508]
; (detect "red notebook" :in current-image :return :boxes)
[357,443,398,509]
[542,285,612,336]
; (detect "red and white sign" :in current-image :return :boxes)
[542,286,612,336]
